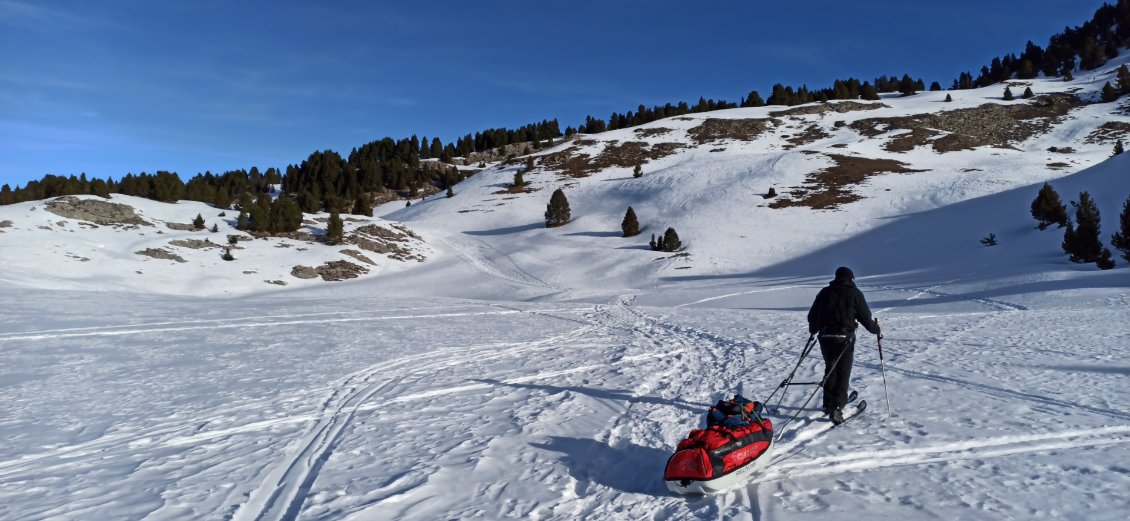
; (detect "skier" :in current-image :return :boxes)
[807,266,881,425]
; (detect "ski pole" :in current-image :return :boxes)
[877,327,892,420]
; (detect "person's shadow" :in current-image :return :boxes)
[529,436,671,496]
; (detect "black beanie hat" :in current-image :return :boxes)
[835,266,854,281]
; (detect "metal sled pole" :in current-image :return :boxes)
[763,333,818,414]
[773,341,852,441]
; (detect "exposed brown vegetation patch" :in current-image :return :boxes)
[1084,121,1130,144]
[340,249,376,265]
[633,127,673,138]
[0,220,11,230]
[769,101,888,117]
[784,124,832,149]
[769,154,925,210]
[44,196,150,226]
[135,248,187,263]
[165,222,196,231]
[687,118,778,144]
[851,94,1080,153]
[1047,146,1076,153]
[539,140,684,178]
[347,224,425,262]
[169,238,220,249]
[291,260,370,281]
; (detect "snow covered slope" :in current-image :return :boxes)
[1,57,1129,520]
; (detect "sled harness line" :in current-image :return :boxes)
[759,331,856,440]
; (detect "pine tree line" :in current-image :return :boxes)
[951,0,1130,89]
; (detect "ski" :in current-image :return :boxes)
[832,400,867,428]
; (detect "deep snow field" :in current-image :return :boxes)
[2,65,1130,519]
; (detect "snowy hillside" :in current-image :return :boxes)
[2,55,1130,520]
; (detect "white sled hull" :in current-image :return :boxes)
[665,443,774,494]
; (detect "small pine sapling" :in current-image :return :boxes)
[1023,86,1034,98]
[980,233,998,246]
[944,93,953,102]
[1113,139,1124,157]
[621,207,640,237]
[193,213,205,230]
[222,248,235,261]
[1003,87,1014,101]
[211,223,219,233]
[633,164,643,178]
[1096,248,1116,270]
[764,187,777,199]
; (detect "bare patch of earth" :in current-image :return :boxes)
[769,154,925,210]
[539,140,684,178]
[687,118,778,144]
[135,248,187,263]
[1084,121,1130,144]
[784,124,832,149]
[633,127,673,138]
[850,94,1080,153]
[169,239,221,249]
[291,260,369,281]
[341,249,377,265]
[769,101,888,117]
[0,220,11,230]
[347,224,426,262]
[44,196,150,226]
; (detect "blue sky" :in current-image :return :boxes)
[0,0,1110,188]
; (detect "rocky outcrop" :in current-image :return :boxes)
[44,196,150,226]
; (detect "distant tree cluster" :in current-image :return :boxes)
[235,193,302,234]
[951,1,1130,89]
[649,228,681,252]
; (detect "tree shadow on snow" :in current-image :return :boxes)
[529,436,670,496]
[464,222,544,236]
[475,378,702,413]
[564,230,622,238]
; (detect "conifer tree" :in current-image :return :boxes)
[1022,86,1034,98]
[649,233,657,250]
[446,186,454,198]
[1111,195,1130,263]
[1003,86,1014,101]
[621,207,640,237]
[513,170,525,188]
[1031,183,1068,230]
[211,223,219,233]
[193,213,205,230]
[633,164,643,178]
[544,188,571,227]
[980,233,998,246]
[1062,192,1104,263]
[326,211,344,245]
[352,195,373,217]
[944,93,953,102]
[1118,64,1130,94]
[662,227,681,252]
[1102,82,1120,103]
[1114,139,1124,157]
[1097,248,1116,270]
[222,248,235,261]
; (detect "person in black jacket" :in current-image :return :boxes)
[807,266,881,424]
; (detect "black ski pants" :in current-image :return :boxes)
[819,334,855,412]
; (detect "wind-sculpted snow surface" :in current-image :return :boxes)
[1,268,1128,520]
